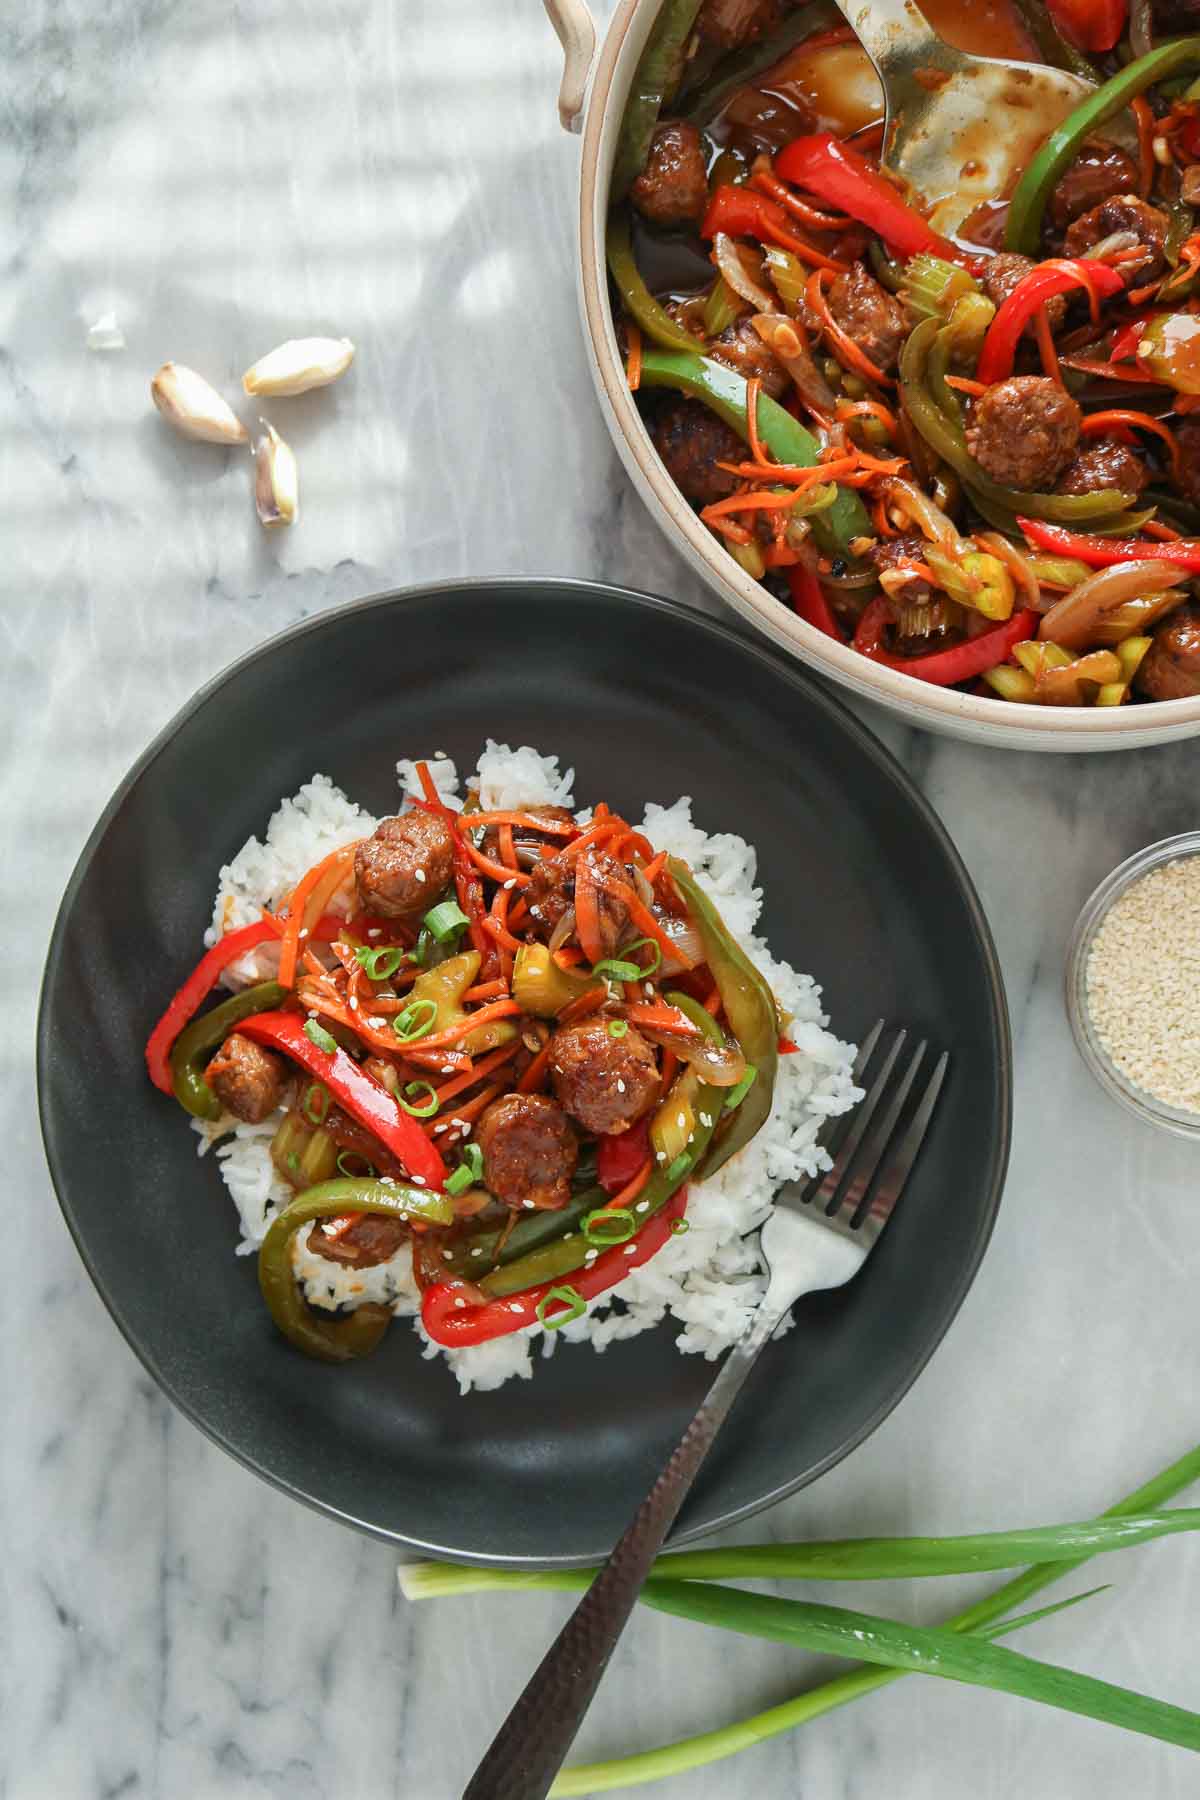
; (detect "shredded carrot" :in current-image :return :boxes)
[1059,355,1169,385]
[557,984,609,1025]
[850,449,908,476]
[745,375,769,469]
[1081,408,1182,483]
[1034,306,1062,385]
[701,487,809,524]
[623,1002,701,1036]
[706,515,756,545]
[414,761,448,810]
[625,322,643,393]
[552,945,586,969]
[703,984,723,1016]
[278,842,360,989]
[604,1158,653,1211]
[1143,517,1183,540]
[573,853,607,966]
[835,398,900,435]
[561,819,623,862]
[609,829,656,864]
[432,1083,505,1139]
[516,1040,555,1094]
[718,456,860,490]
[463,811,577,836]
[944,375,989,398]
[806,268,894,388]
[432,1039,521,1107]
[606,882,683,963]
[660,1048,678,1091]
[642,850,668,885]
[751,168,851,232]
[462,978,510,1004]
[407,1046,474,1075]
[1127,280,1164,306]
[506,897,530,932]
[1132,95,1155,197]
[457,834,531,887]
[873,494,898,538]
[482,912,525,954]
[399,998,521,1053]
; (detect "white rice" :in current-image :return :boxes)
[192,743,862,1391]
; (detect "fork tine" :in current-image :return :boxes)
[851,1019,885,1084]
[854,1049,950,1249]
[791,1019,885,1204]
[797,1028,907,1210]
[833,1039,928,1225]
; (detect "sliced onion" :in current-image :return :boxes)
[631,864,656,907]
[547,904,577,955]
[975,531,1044,614]
[656,914,705,975]
[641,1026,748,1088]
[880,476,971,556]
[713,233,775,314]
[1038,560,1187,649]
[1086,230,1141,261]
[751,311,839,418]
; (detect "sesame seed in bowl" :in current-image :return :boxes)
[1066,833,1200,1140]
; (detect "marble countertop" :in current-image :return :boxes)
[5,1,1200,1795]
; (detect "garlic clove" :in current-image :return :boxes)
[151,363,248,445]
[242,336,355,397]
[254,422,299,530]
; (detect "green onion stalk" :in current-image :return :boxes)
[1006,37,1200,256]
[402,1443,1200,1792]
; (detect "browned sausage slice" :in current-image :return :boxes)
[549,1020,660,1136]
[354,811,455,923]
[208,1032,288,1123]
[476,1092,579,1210]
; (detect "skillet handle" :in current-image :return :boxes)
[542,0,597,133]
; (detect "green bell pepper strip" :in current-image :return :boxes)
[899,319,1139,528]
[668,858,778,1178]
[435,1185,609,1283]
[611,0,705,201]
[257,1179,454,1363]
[607,209,704,354]
[638,347,871,553]
[1006,37,1200,256]
[663,988,724,1043]
[168,981,287,1121]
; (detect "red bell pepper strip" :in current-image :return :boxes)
[597,1117,652,1197]
[1108,317,1150,364]
[700,185,848,274]
[237,1011,447,1188]
[1017,516,1200,570]
[146,918,280,1092]
[774,134,969,266]
[1047,0,1128,54]
[788,564,845,641]
[975,260,1126,387]
[421,1188,687,1348]
[852,598,1039,686]
[145,913,351,1093]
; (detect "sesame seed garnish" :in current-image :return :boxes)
[677,1112,686,1128]
[1087,856,1200,1114]
[442,1250,453,1261]
[523,1199,535,1209]
[623,1245,637,1255]
[298,928,309,940]
[454,1296,466,1308]
[616,1078,626,1093]
[636,1200,649,1212]
[415,869,427,883]
[368,928,382,939]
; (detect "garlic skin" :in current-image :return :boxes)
[254,422,299,530]
[151,363,248,445]
[242,336,355,398]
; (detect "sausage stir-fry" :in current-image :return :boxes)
[144,764,780,1362]
[612,0,1200,706]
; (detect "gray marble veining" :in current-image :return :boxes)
[3,1,1199,1795]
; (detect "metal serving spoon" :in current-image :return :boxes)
[830,0,1099,231]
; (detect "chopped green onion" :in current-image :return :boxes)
[336,1150,376,1179]
[592,957,642,983]
[670,1217,691,1236]
[302,1083,330,1127]
[536,1285,587,1330]
[666,1154,692,1183]
[423,899,471,943]
[724,1066,758,1111]
[399,1080,439,1119]
[392,997,438,1043]
[621,936,662,977]
[607,1019,629,1039]
[412,927,434,968]
[304,1019,338,1054]
[354,945,408,981]
[582,1206,637,1246]
[445,1143,485,1196]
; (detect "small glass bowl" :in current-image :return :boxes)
[1066,832,1200,1142]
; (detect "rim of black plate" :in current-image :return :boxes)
[36,577,1013,1564]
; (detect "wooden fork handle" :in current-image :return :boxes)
[461,1306,783,1800]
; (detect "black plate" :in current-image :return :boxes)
[38,581,1010,1565]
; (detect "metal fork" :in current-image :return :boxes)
[462,1024,949,1800]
